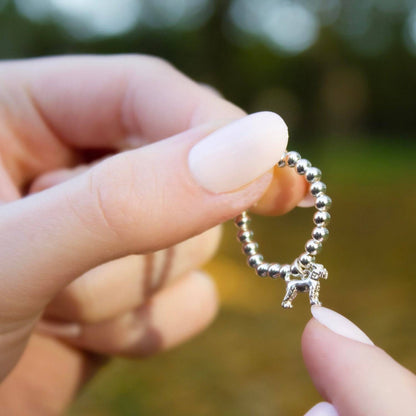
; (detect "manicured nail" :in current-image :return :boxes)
[36,320,82,338]
[188,111,288,193]
[304,402,339,416]
[297,194,315,208]
[311,306,374,345]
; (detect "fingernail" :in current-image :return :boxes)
[304,402,339,416]
[297,193,315,208]
[311,306,374,346]
[36,320,82,338]
[188,111,288,193]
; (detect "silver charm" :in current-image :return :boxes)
[281,263,328,309]
[234,151,332,309]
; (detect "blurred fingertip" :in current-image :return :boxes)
[297,193,315,208]
[251,164,307,216]
[304,402,339,416]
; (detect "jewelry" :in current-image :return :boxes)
[234,151,331,309]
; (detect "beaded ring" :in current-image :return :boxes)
[234,151,332,309]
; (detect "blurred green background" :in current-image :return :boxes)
[1,0,416,414]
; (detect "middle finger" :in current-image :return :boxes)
[43,226,221,324]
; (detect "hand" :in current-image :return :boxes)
[0,55,308,413]
[303,306,416,416]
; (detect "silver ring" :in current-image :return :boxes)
[234,150,332,309]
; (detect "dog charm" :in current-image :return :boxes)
[281,263,328,309]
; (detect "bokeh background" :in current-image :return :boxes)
[1,0,416,414]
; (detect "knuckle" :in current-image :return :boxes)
[46,280,100,324]
[63,279,103,323]
[123,54,176,77]
[141,55,174,71]
[147,226,223,292]
[136,54,176,74]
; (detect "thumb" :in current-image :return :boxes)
[0,111,288,318]
[302,306,416,416]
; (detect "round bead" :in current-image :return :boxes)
[268,263,281,279]
[279,264,292,280]
[247,254,264,268]
[310,181,327,197]
[295,159,312,175]
[242,242,258,256]
[256,263,270,277]
[298,253,315,269]
[313,211,331,226]
[237,229,254,243]
[305,239,322,256]
[235,213,251,228]
[315,195,332,211]
[312,227,329,242]
[305,167,322,183]
[278,152,287,167]
[286,151,301,167]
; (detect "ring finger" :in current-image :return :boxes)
[38,270,218,357]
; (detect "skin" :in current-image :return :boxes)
[0,55,306,414]
[302,320,416,415]
[0,55,413,416]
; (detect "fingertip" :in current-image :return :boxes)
[188,112,288,194]
[303,309,416,416]
[304,402,339,416]
[297,193,315,208]
[251,165,308,215]
[311,305,374,346]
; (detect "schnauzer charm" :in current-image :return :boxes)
[281,263,328,309]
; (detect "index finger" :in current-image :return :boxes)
[3,54,309,214]
[3,54,244,150]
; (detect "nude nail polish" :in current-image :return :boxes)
[188,111,288,193]
[304,402,339,416]
[311,306,374,346]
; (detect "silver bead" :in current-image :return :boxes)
[279,264,291,280]
[247,254,264,268]
[313,211,331,226]
[295,159,312,175]
[278,152,287,167]
[256,262,270,277]
[242,242,258,256]
[298,253,315,269]
[237,229,254,243]
[305,167,322,183]
[312,226,329,242]
[235,213,251,228]
[310,181,327,197]
[305,239,322,255]
[286,151,301,167]
[315,195,332,211]
[268,263,281,279]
